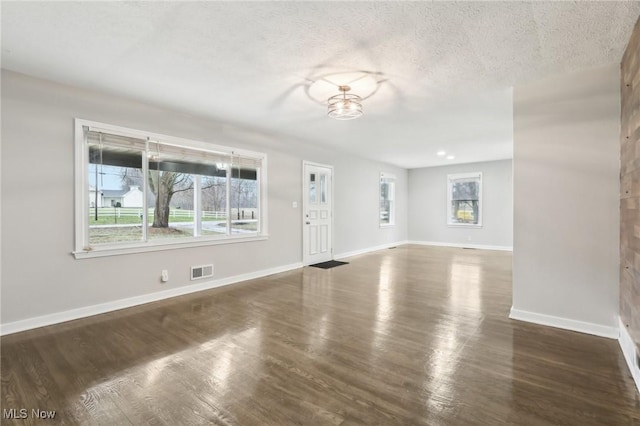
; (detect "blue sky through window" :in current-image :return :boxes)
[88,164,127,190]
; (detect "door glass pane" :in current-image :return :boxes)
[320,174,327,204]
[309,173,316,203]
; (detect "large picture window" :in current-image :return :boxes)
[75,119,266,258]
[447,172,482,227]
[380,172,396,226]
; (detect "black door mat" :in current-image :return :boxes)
[309,260,349,269]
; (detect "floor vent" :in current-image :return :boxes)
[191,264,214,281]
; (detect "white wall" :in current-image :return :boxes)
[123,187,143,208]
[0,70,408,328]
[512,64,620,337]
[408,159,513,249]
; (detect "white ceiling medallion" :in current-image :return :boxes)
[307,71,384,121]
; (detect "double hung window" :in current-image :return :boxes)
[447,172,482,227]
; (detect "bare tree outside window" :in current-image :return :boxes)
[78,120,265,253]
[447,173,482,226]
[230,172,259,233]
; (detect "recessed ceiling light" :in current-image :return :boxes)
[446,155,455,160]
[437,150,446,156]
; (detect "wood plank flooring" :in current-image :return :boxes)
[1,245,639,425]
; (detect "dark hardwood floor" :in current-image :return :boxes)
[1,245,639,425]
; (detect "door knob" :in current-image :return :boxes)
[306,221,310,225]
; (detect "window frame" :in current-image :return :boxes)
[379,172,396,227]
[446,172,483,228]
[74,119,268,259]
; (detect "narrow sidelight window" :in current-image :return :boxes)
[380,172,396,226]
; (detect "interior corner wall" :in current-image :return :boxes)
[620,17,640,351]
[512,64,621,334]
[0,70,408,329]
[407,159,513,249]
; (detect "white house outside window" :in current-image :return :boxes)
[75,119,267,258]
[447,172,482,227]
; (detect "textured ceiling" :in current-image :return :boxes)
[2,2,639,168]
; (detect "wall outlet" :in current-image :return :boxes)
[292,201,298,208]
[161,269,169,282]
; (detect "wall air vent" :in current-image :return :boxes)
[191,264,214,281]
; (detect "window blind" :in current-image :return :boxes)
[86,128,262,180]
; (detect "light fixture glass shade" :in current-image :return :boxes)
[308,71,383,120]
[327,92,363,120]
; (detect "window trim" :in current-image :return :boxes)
[446,172,483,228]
[73,119,268,259]
[379,172,396,228]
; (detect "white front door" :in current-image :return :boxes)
[303,161,333,265]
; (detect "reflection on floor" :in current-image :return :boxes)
[1,245,638,424]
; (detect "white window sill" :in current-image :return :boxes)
[73,234,268,259]
[447,224,483,229]
[380,223,396,228]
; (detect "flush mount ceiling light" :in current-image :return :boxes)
[307,71,384,121]
[327,85,363,120]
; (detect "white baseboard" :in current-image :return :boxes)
[618,316,640,394]
[509,307,619,339]
[0,262,303,336]
[408,240,513,251]
[334,240,409,260]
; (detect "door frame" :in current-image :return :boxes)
[302,160,334,266]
